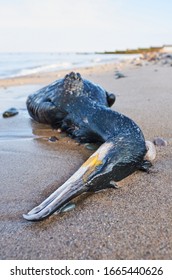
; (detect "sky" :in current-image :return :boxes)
[0,0,172,52]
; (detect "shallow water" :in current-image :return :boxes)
[0,84,41,111]
[0,84,42,142]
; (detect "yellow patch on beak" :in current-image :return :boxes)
[82,154,103,183]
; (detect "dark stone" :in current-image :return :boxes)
[153,137,167,147]
[3,107,19,118]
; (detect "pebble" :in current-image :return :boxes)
[114,71,126,79]
[2,107,19,118]
[48,136,59,142]
[60,202,76,213]
[153,137,167,147]
[135,62,143,66]
[84,143,99,151]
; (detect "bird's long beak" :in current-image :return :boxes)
[23,169,87,221]
[23,142,114,221]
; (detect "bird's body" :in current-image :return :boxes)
[24,72,151,221]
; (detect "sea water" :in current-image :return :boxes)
[0,52,137,79]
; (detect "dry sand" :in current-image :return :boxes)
[0,60,172,259]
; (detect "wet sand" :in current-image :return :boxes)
[0,60,172,259]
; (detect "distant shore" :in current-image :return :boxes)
[97,46,162,54]
[97,44,172,54]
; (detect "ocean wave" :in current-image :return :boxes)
[8,62,72,78]
[0,52,139,79]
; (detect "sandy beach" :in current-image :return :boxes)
[0,57,172,259]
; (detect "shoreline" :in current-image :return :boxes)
[0,59,130,88]
[0,54,172,259]
[0,52,140,88]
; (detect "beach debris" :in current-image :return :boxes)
[60,202,76,213]
[2,107,19,118]
[48,136,59,142]
[114,71,126,79]
[139,52,172,67]
[145,140,156,161]
[153,137,167,147]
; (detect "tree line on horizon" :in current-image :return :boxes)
[97,46,162,54]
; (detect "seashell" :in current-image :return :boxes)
[145,140,156,161]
